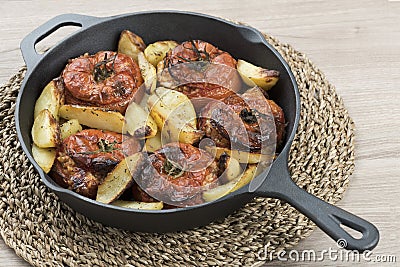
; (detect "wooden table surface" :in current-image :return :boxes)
[1,1,399,266]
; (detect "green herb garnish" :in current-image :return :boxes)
[93,53,117,83]
[162,159,185,178]
[240,108,258,124]
[189,40,210,62]
[97,139,118,153]
[77,139,119,155]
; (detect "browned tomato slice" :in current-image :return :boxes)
[62,51,144,113]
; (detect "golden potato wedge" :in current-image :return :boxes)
[172,128,203,144]
[60,119,82,139]
[34,79,64,119]
[144,131,162,153]
[202,164,258,202]
[111,200,163,210]
[237,59,279,90]
[218,153,242,182]
[31,144,56,173]
[144,40,179,66]
[117,30,146,62]
[32,109,59,148]
[124,101,157,139]
[96,153,145,204]
[229,164,258,192]
[59,105,124,133]
[147,87,202,144]
[205,146,273,164]
[156,60,172,88]
[137,52,157,94]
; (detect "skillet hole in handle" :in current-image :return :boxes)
[326,211,380,252]
[339,223,363,240]
[20,13,100,70]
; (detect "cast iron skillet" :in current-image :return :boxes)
[16,11,379,251]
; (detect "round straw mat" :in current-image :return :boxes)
[0,32,354,266]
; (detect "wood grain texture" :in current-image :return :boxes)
[1,0,399,266]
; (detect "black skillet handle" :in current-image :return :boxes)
[254,155,379,252]
[20,13,100,69]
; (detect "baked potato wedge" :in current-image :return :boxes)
[229,164,259,192]
[34,79,64,119]
[137,52,157,94]
[96,153,146,204]
[144,131,162,153]
[32,109,59,148]
[218,153,242,182]
[31,144,56,173]
[59,105,124,133]
[147,87,203,144]
[117,30,146,62]
[237,59,279,90]
[60,119,82,139]
[205,146,273,164]
[202,164,258,202]
[144,40,178,66]
[111,200,163,210]
[124,101,157,139]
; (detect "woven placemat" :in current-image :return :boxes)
[0,32,354,266]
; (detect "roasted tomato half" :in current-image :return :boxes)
[139,143,219,204]
[199,87,286,152]
[159,40,241,106]
[51,129,141,199]
[62,51,144,113]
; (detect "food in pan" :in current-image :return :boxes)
[144,40,178,67]
[96,152,147,204]
[31,29,285,209]
[33,78,64,120]
[202,164,259,202]
[117,30,146,62]
[32,109,60,148]
[60,119,82,140]
[32,144,56,174]
[59,104,125,133]
[237,59,279,90]
[137,52,157,94]
[124,100,158,139]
